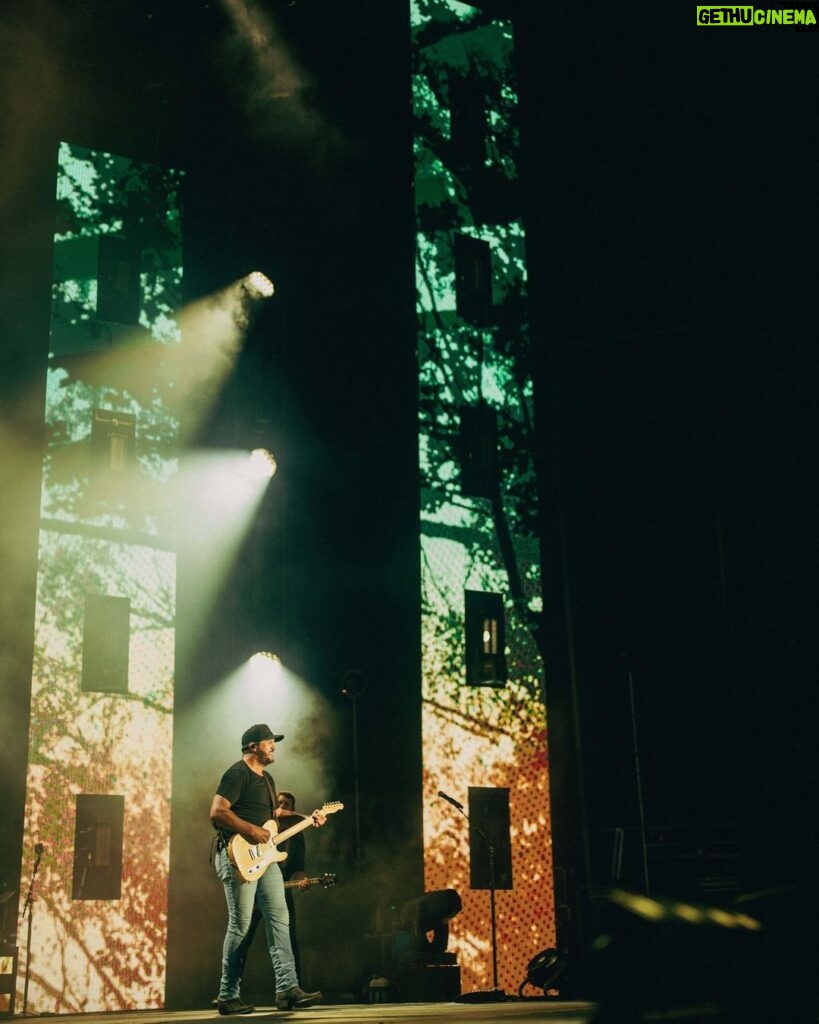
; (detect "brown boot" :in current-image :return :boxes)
[276,986,322,1010]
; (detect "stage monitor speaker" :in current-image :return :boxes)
[97,235,141,325]
[82,594,130,694]
[454,232,493,325]
[71,794,125,900]
[91,408,136,475]
[395,961,461,1002]
[468,786,513,890]
[458,404,498,499]
[448,72,486,169]
[465,589,507,687]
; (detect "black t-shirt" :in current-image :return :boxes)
[215,760,277,835]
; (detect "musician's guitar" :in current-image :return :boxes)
[283,872,337,890]
[228,802,343,882]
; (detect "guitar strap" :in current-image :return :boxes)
[261,770,278,819]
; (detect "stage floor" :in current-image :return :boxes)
[19,1000,594,1024]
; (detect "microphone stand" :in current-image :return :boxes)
[341,671,367,863]
[21,843,44,1016]
[440,795,506,1003]
[625,657,651,896]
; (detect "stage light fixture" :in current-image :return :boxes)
[248,651,283,687]
[399,888,462,953]
[249,447,277,479]
[251,651,280,665]
[519,947,568,998]
[244,271,275,299]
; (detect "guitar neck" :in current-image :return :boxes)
[283,876,324,890]
[275,813,319,847]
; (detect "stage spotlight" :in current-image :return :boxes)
[519,947,568,998]
[250,651,280,666]
[249,447,277,479]
[244,271,275,299]
[249,651,283,684]
[400,889,462,953]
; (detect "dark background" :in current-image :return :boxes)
[1,0,817,995]
[518,1,818,899]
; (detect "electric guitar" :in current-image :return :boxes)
[283,872,337,890]
[228,802,343,882]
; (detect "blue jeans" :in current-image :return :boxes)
[215,847,298,998]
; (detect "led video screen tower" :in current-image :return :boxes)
[17,143,183,1013]
[412,0,556,994]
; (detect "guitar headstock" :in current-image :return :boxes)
[317,873,337,888]
[317,801,344,816]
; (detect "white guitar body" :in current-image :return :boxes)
[227,801,343,882]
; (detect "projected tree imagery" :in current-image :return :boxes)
[413,0,556,993]
[17,144,182,1013]
[10,4,555,1006]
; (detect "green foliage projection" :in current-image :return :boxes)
[413,0,556,993]
[19,142,182,1013]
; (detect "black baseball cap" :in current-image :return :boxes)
[242,724,284,747]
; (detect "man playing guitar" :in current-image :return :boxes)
[210,724,326,1015]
